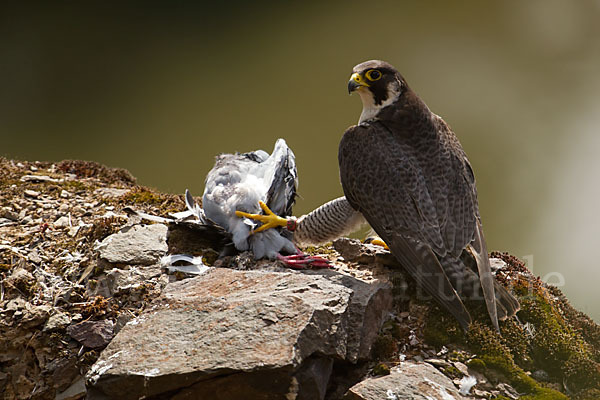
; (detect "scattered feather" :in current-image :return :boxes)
[458,375,477,395]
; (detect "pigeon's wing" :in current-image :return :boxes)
[264,138,298,217]
[339,123,472,329]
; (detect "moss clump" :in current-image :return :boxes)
[86,216,126,241]
[442,365,462,379]
[371,333,397,360]
[202,250,219,266]
[519,388,569,400]
[518,290,600,393]
[467,322,567,398]
[60,179,93,193]
[120,187,164,205]
[575,388,600,400]
[116,187,185,216]
[499,317,533,369]
[302,244,336,256]
[372,363,390,376]
[466,358,486,371]
[423,305,465,347]
[57,160,136,186]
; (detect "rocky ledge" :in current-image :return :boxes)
[1,158,599,400]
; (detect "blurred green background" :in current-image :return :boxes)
[2,1,599,321]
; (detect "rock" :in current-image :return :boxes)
[94,187,130,198]
[425,358,452,369]
[20,174,59,183]
[343,362,469,400]
[96,224,168,265]
[489,257,508,272]
[86,268,392,399]
[24,189,40,198]
[532,369,550,382]
[5,266,35,295]
[54,216,71,228]
[43,311,72,332]
[60,189,71,198]
[56,377,86,400]
[90,265,164,299]
[496,382,519,399]
[0,207,19,221]
[67,320,114,348]
[333,238,397,266]
[454,361,469,376]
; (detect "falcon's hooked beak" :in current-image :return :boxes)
[348,72,370,94]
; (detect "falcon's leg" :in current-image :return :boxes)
[236,197,368,247]
[235,201,294,233]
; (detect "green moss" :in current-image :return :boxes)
[423,305,465,347]
[372,363,390,376]
[575,388,600,400]
[499,318,533,368]
[467,322,548,394]
[519,387,569,400]
[61,179,91,192]
[202,250,219,266]
[116,186,185,216]
[120,187,163,205]
[518,291,600,393]
[466,358,486,371]
[442,365,462,379]
[303,244,336,256]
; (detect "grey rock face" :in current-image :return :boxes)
[96,224,168,265]
[344,362,469,400]
[86,268,392,399]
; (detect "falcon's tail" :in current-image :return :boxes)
[493,281,520,321]
[382,233,473,331]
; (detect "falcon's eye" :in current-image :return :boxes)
[365,70,382,81]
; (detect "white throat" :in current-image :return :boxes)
[357,81,401,124]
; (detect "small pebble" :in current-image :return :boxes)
[60,190,70,198]
[54,216,71,228]
[24,190,40,198]
[454,361,469,375]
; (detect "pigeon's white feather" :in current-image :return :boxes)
[202,138,297,259]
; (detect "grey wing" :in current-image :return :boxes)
[339,124,472,329]
[433,116,479,257]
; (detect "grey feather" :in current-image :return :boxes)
[202,138,298,259]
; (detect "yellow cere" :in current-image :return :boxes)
[351,72,370,87]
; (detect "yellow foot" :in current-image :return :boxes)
[365,238,389,250]
[235,201,288,234]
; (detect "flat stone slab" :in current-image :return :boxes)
[344,361,469,400]
[96,224,168,265]
[86,268,392,399]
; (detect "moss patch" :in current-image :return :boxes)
[115,186,185,216]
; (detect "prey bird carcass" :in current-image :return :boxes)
[136,139,331,271]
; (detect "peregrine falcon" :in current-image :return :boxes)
[342,60,519,330]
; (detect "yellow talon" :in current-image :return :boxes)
[235,201,288,234]
[367,238,389,250]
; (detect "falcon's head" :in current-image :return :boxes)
[348,60,404,123]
